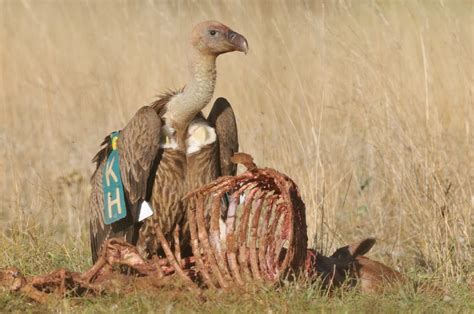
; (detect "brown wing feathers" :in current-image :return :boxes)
[207,97,239,177]
[89,106,162,262]
[119,107,161,214]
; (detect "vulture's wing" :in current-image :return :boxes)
[89,106,161,262]
[207,97,239,176]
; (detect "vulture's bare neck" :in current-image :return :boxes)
[164,50,217,127]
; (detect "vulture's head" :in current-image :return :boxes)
[190,21,249,56]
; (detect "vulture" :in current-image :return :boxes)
[89,21,248,262]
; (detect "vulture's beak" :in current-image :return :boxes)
[228,30,249,54]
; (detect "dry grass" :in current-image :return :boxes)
[0,0,472,309]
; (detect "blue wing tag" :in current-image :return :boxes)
[102,131,127,224]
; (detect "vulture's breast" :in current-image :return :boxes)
[137,147,186,255]
[184,118,220,191]
[137,117,220,256]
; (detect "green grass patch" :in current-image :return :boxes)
[1,224,472,313]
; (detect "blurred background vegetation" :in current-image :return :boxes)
[0,0,471,297]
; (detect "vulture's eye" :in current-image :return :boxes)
[209,30,217,36]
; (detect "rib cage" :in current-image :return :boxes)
[181,161,308,287]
